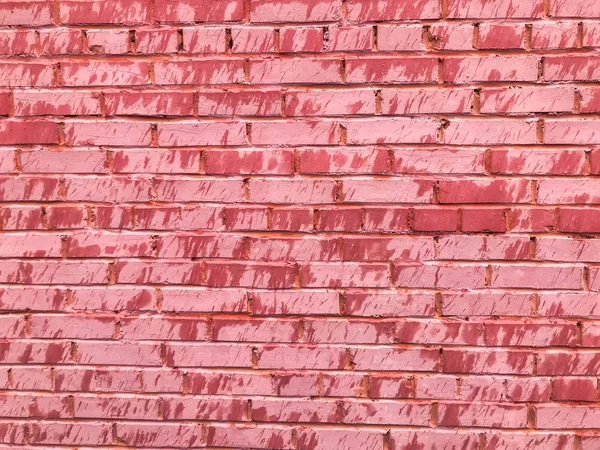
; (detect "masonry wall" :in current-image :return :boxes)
[0,0,599,448]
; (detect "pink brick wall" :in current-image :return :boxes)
[0,0,599,448]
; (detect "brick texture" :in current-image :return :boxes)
[0,0,598,447]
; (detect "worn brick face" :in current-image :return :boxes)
[0,0,597,445]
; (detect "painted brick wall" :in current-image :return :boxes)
[0,0,598,448]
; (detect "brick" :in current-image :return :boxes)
[134,206,181,229]
[157,233,244,258]
[161,288,246,313]
[538,351,600,375]
[0,63,54,87]
[154,60,244,85]
[280,27,323,52]
[30,314,116,339]
[249,178,336,204]
[485,321,578,347]
[252,290,339,315]
[460,376,551,402]
[136,27,178,53]
[351,347,440,372]
[443,349,534,375]
[327,26,372,51]
[439,179,531,204]
[428,23,474,50]
[393,148,485,174]
[444,56,539,83]
[163,397,246,420]
[394,263,486,289]
[20,149,106,174]
[343,400,430,426]
[347,0,440,21]
[60,0,151,24]
[155,0,244,22]
[0,30,36,56]
[64,176,152,202]
[249,59,340,84]
[113,149,199,173]
[77,342,161,366]
[413,207,459,232]
[156,177,243,202]
[316,207,362,231]
[532,21,578,49]
[206,149,293,175]
[539,179,600,204]
[300,262,390,288]
[249,236,339,261]
[346,57,438,83]
[478,23,526,49]
[87,29,130,54]
[39,28,83,55]
[377,24,422,51]
[490,149,583,174]
[416,375,456,400]
[116,423,202,448]
[382,88,473,115]
[232,27,275,53]
[391,431,478,450]
[462,207,506,232]
[444,119,537,145]
[492,265,582,289]
[104,91,195,116]
[0,1,52,26]
[550,0,600,17]
[538,292,600,318]
[486,434,573,450]
[207,424,292,449]
[213,318,300,342]
[480,86,575,114]
[167,343,252,367]
[437,235,530,260]
[115,261,203,284]
[254,398,340,422]
[224,206,269,230]
[253,119,337,145]
[442,292,533,317]
[251,0,341,22]
[198,90,282,116]
[286,89,375,116]
[30,422,112,445]
[158,121,246,146]
[364,207,411,232]
[448,0,542,18]
[182,27,227,53]
[344,290,435,317]
[0,120,58,145]
[438,403,527,428]
[206,261,295,288]
[343,178,434,203]
[14,90,101,116]
[553,377,598,401]
[61,61,150,86]
[545,56,600,81]
[298,429,384,450]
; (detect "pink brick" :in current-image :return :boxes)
[532,21,578,49]
[327,26,372,51]
[280,27,323,52]
[447,0,542,18]
[377,24,422,51]
[346,57,438,83]
[154,60,244,85]
[286,89,374,116]
[182,27,226,53]
[87,29,130,54]
[249,59,340,84]
[347,118,438,143]
[429,23,474,50]
[478,23,526,49]
[480,86,575,114]
[197,90,282,116]
[251,0,341,22]
[232,27,275,53]
[113,149,199,173]
[444,56,539,83]
[61,61,150,86]
[382,88,473,114]
[347,0,440,21]
[136,27,178,53]
[154,0,243,22]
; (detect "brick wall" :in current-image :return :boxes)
[0,0,599,448]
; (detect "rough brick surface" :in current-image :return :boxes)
[0,0,597,447]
